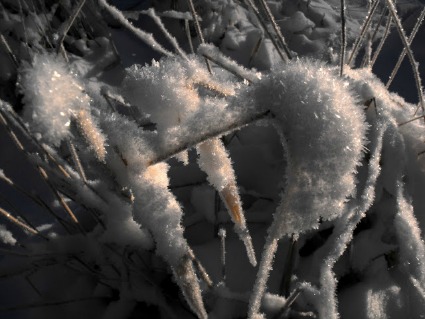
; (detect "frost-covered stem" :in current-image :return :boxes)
[218,228,227,283]
[370,7,388,44]
[370,15,392,68]
[257,0,292,59]
[0,111,25,151]
[55,0,86,55]
[98,0,173,57]
[188,248,213,287]
[67,140,88,183]
[385,0,424,111]
[0,34,18,67]
[38,166,85,234]
[346,0,380,66]
[0,108,75,233]
[395,182,425,284]
[0,206,39,236]
[198,44,261,83]
[248,236,279,319]
[249,34,263,66]
[185,0,212,73]
[142,8,188,60]
[398,114,425,126]
[244,0,288,62]
[361,32,373,68]
[280,236,297,297]
[150,109,271,165]
[276,285,303,319]
[316,122,386,318]
[386,7,425,88]
[0,105,71,179]
[184,19,195,54]
[173,255,208,319]
[340,0,346,76]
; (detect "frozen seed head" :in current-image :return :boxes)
[19,54,91,146]
[239,59,367,236]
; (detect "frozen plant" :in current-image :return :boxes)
[0,1,424,319]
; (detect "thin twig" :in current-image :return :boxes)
[67,140,88,183]
[275,286,303,319]
[142,8,188,59]
[98,0,173,57]
[340,0,346,76]
[186,0,212,73]
[370,7,388,44]
[244,0,288,62]
[0,105,71,179]
[185,19,195,54]
[149,110,271,165]
[398,115,425,127]
[0,206,39,236]
[38,167,86,235]
[218,227,226,283]
[347,0,380,66]
[386,6,425,88]
[198,44,260,83]
[55,0,86,55]
[280,235,298,297]
[385,0,424,112]
[257,0,292,59]
[370,14,392,68]
[0,34,19,67]
[0,109,74,233]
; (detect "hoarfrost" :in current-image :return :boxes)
[18,53,91,146]
[240,59,367,236]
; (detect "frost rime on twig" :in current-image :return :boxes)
[340,0,346,76]
[98,0,172,57]
[370,15,392,68]
[395,182,425,300]
[386,6,425,88]
[347,0,380,66]
[246,61,367,318]
[141,8,188,60]
[385,0,424,111]
[197,139,257,266]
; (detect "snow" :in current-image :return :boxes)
[18,53,91,146]
[0,224,17,245]
[240,59,367,236]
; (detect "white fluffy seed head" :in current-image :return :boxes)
[18,54,91,146]
[239,59,367,236]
